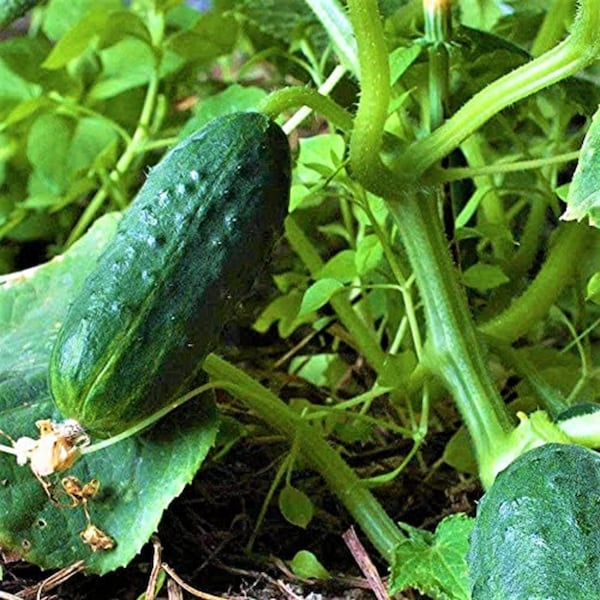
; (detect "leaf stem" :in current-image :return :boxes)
[285,216,388,374]
[480,222,591,342]
[202,353,404,560]
[66,53,162,245]
[258,85,353,132]
[346,0,513,486]
[396,0,600,176]
[438,151,580,182]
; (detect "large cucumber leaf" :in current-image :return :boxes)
[0,214,218,574]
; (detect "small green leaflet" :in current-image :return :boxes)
[389,513,474,600]
[562,105,600,227]
[0,214,217,574]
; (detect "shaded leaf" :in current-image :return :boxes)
[297,278,344,317]
[462,263,508,291]
[315,249,356,283]
[355,234,384,276]
[279,484,314,529]
[89,38,156,100]
[166,10,238,62]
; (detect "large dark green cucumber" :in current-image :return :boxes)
[49,112,291,438]
[468,443,600,599]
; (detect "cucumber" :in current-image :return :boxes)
[468,443,600,599]
[49,112,291,438]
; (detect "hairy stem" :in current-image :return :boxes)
[481,222,591,342]
[203,353,404,560]
[397,0,600,176]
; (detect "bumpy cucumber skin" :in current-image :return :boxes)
[468,443,600,599]
[50,112,291,438]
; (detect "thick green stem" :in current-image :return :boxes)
[258,87,354,132]
[397,0,600,176]
[346,0,393,197]
[203,353,404,560]
[388,193,513,486]
[481,222,591,342]
[346,0,512,485]
[531,0,576,56]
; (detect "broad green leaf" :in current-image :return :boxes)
[89,38,156,100]
[297,278,344,317]
[562,106,600,227]
[443,427,478,476]
[26,114,117,200]
[69,116,119,176]
[166,10,238,62]
[42,0,122,41]
[289,353,348,389]
[0,59,41,113]
[234,0,318,45]
[378,351,417,388]
[0,214,218,574]
[462,263,509,291]
[458,0,503,30]
[289,550,331,580]
[26,114,74,196]
[389,514,475,599]
[315,249,356,283]
[179,85,267,139]
[278,484,314,528]
[586,272,600,304]
[42,11,108,69]
[355,234,384,276]
[389,45,421,86]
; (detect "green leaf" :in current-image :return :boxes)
[462,263,509,291]
[389,514,475,599]
[0,59,41,114]
[297,278,344,317]
[289,550,331,580]
[355,234,384,276]
[389,44,421,86]
[42,0,122,41]
[253,291,311,338]
[315,249,357,283]
[289,353,348,388]
[278,484,314,528]
[166,10,238,62]
[458,0,503,30]
[443,427,478,476]
[42,10,108,69]
[234,0,318,45]
[179,84,267,139]
[562,106,600,227]
[0,214,218,574]
[586,272,600,304]
[26,113,74,196]
[89,38,156,100]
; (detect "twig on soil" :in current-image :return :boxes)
[144,536,163,600]
[161,563,229,600]
[167,578,184,600]
[342,527,387,600]
[12,560,85,600]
